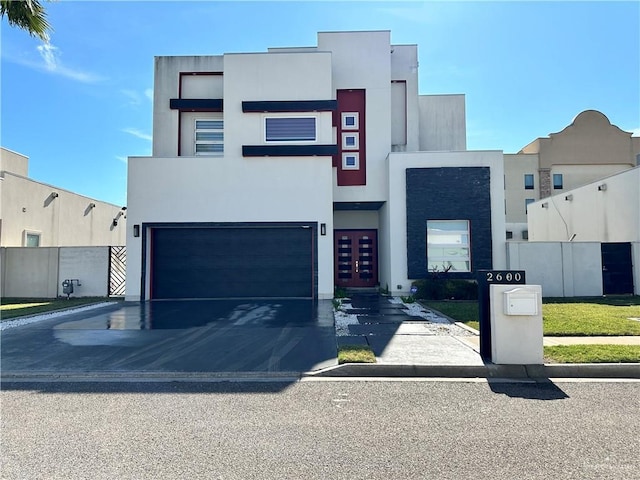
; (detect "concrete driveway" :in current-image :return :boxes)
[1,300,338,375]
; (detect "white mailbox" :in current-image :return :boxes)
[503,287,539,316]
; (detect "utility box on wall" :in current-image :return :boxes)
[490,284,543,365]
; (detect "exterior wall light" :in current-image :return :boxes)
[541,202,548,208]
[133,224,140,237]
[597,184,607,191]
[564,194,573,201]
[320,223,326,236]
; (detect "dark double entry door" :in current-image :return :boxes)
[334,230,378,288]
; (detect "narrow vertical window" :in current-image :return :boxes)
[553,174,563,189]
[195,118,224,155]
[525,198,535,213]
[524,174,534,189]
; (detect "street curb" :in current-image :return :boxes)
[1,363,639,382]
[306,363,640,379]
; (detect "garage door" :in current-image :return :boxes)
[151,226,314,299]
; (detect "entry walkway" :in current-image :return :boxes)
[335,293,485,366]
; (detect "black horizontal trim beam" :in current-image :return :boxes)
[242,100,337,113]
[243,145,337,157]
[170,98,223,111]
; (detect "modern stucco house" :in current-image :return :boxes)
[0,147,127,247]
[504,110,640,241]
[125,30,506,301]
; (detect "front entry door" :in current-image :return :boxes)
[335,230,378,288]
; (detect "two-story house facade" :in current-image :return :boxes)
[125,30,506,301]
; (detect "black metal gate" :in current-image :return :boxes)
[601,243,633,295]
[109,246,126,296]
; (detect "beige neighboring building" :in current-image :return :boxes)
[505,110,640,241]
[0,147,126,247]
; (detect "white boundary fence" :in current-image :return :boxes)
[0,247,124,298]
[506,241,639,297]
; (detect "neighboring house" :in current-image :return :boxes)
[504,110,640,241]
[526,167,640,295]
[126,30,506,302]
[0,147,127,247]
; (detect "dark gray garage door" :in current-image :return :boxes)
[151,226,314,299]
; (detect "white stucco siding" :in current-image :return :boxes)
[418,95,467,151]
[0,148,29,176]
[528,167,640,242]
[390,44,420,152]
[125,155,335,300]
[320,31,393,204]
[152,55,224,157]
[223,52,334,159]
[0,173,126,247]
[384,150,506,294]
[504,153,540,224]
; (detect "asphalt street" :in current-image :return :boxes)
[2,379,639,479]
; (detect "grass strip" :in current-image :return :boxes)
[422,298,640,336]
[544,345,640,363]
[1,297,112,321]
[338,345,377,364]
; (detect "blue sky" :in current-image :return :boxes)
[1,1,638,206]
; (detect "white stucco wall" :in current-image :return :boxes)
[506,241,604,297]
[504,153,540,225]
[152,55,224,157]
[126,156,335,301]
[384,150,506,294]
[0,147,28,176]
[319,31,393,204]
[0,173,126,247]
[418,95,467,151]
[528,167,640,242]
[58,247,110,297]
[1,247,59,297]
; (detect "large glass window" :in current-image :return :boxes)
[426,220,471,272]
[265,117,316,142]
[524,174,534,189]
[195,118,223,155]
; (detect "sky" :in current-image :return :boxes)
[1,1,638,207]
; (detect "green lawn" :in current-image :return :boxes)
[544,345,640,363]
[1,297,112,320]
[422,296,640,336]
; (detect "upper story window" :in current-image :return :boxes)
[342,132,359,150]
[525,198,535,213]
[524,174,534,189]
[265,117,316,142]
[341,112,359,130]
[195,118,223,155]
[553,173,563,189]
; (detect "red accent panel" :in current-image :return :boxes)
[335,90,366,186]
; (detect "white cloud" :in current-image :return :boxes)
[29,43,104,83]
[115,156,128,164]
[630,127,640,137]
[144,88,154,101]
[122,128,152,141]
[121,89,142,105]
